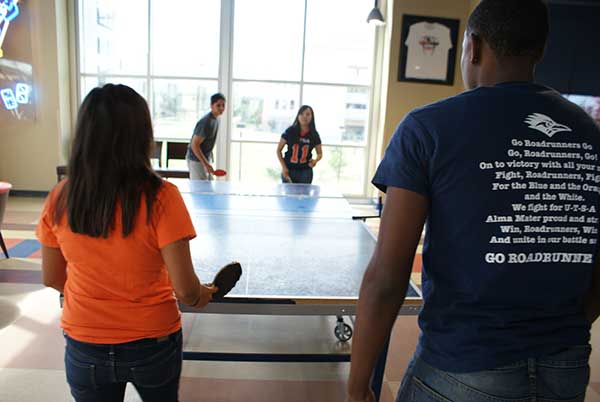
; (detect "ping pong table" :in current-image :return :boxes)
[174,179,422,401]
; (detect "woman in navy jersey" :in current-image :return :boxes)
[276,105,323,184]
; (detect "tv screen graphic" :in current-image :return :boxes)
[563,94,600,125]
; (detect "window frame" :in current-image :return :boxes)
[71,0,385,197]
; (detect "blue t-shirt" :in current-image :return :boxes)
[373,82,599,372]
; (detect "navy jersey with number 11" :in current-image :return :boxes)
[282,127,322,169]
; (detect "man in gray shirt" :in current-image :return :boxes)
[186,93,226,180]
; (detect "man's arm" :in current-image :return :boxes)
[347,187,428,402]
[41,245,67,293]
[190,135,214,175]
[584,256,600,324]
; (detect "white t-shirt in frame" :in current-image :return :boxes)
[404,22,453,81]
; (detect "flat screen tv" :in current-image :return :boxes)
[563,94,600,124]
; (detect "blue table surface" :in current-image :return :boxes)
[182,193,353,218]
[172,179,344,199]
[181,180,419,300]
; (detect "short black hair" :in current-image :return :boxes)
[211,93,226,104]
[467,0,549,60]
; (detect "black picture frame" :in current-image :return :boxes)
[398,14,460,86]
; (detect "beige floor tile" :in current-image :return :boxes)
[5,197,45,213]
[183,313,353,355]
[591,320,600,382]
[1,230,39,239]
[586,385,600,402]
[182,360,349,381]
[0,368,72,402]
[0,258,41,271]
[385,381,401,401]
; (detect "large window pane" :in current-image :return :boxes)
[229,142,283,183]
[79,0,148,75]
[230,143,365,195]
[152,79,218,140]
[316,146,365,195]
[151,0,220,77]
[304,0,374,85]
[303,85,369,145]
[81,76,148,100]
[233,0,304,81]
[231,81,300,142]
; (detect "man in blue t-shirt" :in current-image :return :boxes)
[347,1,600,401]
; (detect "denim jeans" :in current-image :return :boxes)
[64,330,182,402]
[396,345,591,402]
[282,167,313,184]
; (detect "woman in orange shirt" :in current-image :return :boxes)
[36,84,216,402]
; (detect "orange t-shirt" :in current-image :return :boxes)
[36,180,196,344]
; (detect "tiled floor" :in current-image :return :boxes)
[0,196,598,401]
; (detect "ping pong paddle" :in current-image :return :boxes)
[283,175,292,183]
[211,262,242,300]
[214,169,227,177]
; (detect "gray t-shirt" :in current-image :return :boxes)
[186,112,219,162]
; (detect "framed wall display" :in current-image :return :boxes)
[398,14,460,86]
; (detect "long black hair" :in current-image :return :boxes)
[292,105,317,134]
[54,84,162,237]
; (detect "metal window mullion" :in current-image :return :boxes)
[219,0,235,174]
[365,0,388,198]
[147,0,152,111]
[364,22,385,197]
[71,0,82,130]
[299,0,308,105]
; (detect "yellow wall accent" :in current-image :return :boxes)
[380,0,472,154]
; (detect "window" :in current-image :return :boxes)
[79,0,147,76]
[76,0,378,195]
[77,0,220,141]
[229,0,376,194]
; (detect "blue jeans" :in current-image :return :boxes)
[64,330,182,402]
[282,168,313,184]
[396,345,591,402]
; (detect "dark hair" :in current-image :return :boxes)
[292,105,317,133]
[467,0,549,60]
[54,84,162,238]
[211,93,226,104]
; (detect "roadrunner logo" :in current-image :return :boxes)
[524,113,572,137]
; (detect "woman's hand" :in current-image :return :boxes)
[308,159,317,168]
[192,284,218,309]
[282,167,290,181]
